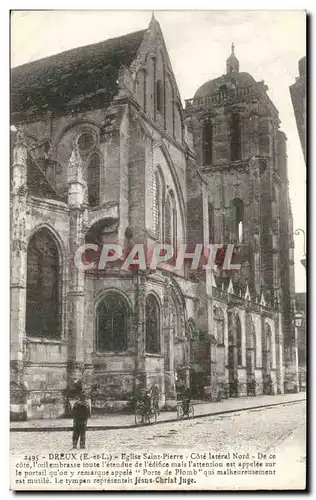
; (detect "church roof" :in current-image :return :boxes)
[194,71,256,99]
[11,28,147,120]
[26,154,65,202]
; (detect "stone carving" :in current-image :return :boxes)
[68,148,84,181]
[11,127,26,148]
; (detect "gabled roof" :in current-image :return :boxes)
[26,155,65,201]
[11,29,147,120]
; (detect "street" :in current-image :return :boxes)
[11,400,305,466]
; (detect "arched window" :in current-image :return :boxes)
[208,202,214,243]
[219,84,228,92]
[96,293,128,352]
[146,294,160,354]
[174,104,183,143]
[164,195,171,244]
[236,315,242,366]
[87,153,100,207]
[153,169,164,239]
[203,120,213,165]
[164,191,177,249]
[77,132,95,153]
[165,74,174,134]
[26,228,61,338]
[230,113,241,161]
[156,80,164,114]
[214,306,224,345]
[231,198,244,243]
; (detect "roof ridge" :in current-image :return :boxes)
[11,28,147,73]
[11,27,148,119]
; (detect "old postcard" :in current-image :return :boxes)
[10,10,306,491]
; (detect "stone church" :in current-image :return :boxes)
[10,16,298,419]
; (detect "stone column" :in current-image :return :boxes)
[245,310,255,393]
[227,308,238,394]
[261,316,269,376]
[249,157,262,296]
[163,282,176,405]
[10,134,28,413]
[284,301,299,393]
[209,302,218,399]
[134,271,146,388]
[67,149,87,388]
[275,308,284,394]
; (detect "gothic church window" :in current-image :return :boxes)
[96,293,128,352]
[230,113,241,161]
[87,152,100,207]
[153,169,164,239]
[202,121,213,165]
[164,190,177,254]
[208,202,214,243]
[231,198,244,243]
[26,228,61,338]
[156,80,164,114]
[214,307,224,345]
[174,104,183,143]
[164,195,171,244]
[77,132,95,153]
[146,294,160,354]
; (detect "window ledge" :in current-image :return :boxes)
[92,351,129,357]
[145,353,163,358]
[26,336,64,345]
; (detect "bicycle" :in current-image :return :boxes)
[134,403,157,425]
[176,400,194,420]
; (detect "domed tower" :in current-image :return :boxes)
[186,46,292,298]
[185,47,296,388]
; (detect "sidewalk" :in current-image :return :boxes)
[10,393,305,432]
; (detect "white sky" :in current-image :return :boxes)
[10,10,306,292]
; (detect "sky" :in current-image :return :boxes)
[10,10,306,292]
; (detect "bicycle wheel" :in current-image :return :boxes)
[177,404,183,420]
[135,409,143,425]
[188,404,194,418]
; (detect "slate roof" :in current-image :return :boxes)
[11,29,147,121]
[26,155,65,202]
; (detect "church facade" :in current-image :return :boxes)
[10,17,298,419]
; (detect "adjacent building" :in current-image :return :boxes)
[290,56,306,163]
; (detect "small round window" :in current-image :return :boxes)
[77,132,95,153]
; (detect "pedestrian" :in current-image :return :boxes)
[248,376,256,396]
[182,386,191,415]
[149,382,160,415]
[267,373,273,395]
[72,392,90,449]
[231,376,239,397]
[143,390,151,415]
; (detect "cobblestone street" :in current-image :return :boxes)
[11,400,306,490]
[11,400,305,456]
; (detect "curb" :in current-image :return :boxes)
[10,397,305,433]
